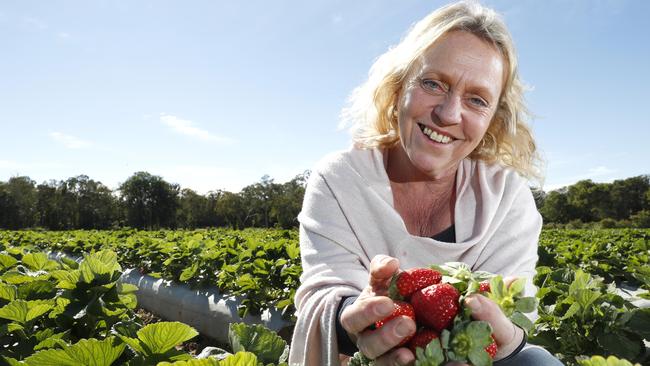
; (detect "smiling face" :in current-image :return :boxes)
[394,30,505,180]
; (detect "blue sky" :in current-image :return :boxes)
[1,0,648,193]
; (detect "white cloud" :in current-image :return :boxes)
[49,132,92,149]
[159,113,234,144]
[331,14,343,24]
[57,32,71,39]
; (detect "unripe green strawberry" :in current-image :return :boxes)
[389,267,442,300]
[374,301,416,346]
[411,283,460,332]
[408,328,440,353]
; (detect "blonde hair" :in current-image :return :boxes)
[341,0,542,181]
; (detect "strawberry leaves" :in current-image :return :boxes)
[484,275,537,332]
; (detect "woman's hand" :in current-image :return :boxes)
[340,255,416,365]
[463,277,525,361]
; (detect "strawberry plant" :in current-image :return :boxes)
[532,267,650,365]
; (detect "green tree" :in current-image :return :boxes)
[119,172,179,229]
[540,190,573,223]
[0,176,37,229]
[566,180,611,222]
[609,176,649,220]
[270,171,308,228]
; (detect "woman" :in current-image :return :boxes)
[289,2,562,365]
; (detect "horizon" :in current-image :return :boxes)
[2,0,649,194]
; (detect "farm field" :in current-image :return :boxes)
[0,228,648,365]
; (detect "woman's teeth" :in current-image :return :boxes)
[421,125,452,144]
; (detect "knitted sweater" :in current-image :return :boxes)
[288,147,542,365]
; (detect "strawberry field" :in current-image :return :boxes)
[0,228,648,365]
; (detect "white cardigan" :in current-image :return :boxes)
[288,147,542,365]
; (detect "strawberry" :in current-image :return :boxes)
[411,283,460,332]
[408,328,440,353]
[485,335,498,358]
[374,301,416,346]
[479,281,491,293]
[389,267,442,299]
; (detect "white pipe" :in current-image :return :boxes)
[48,251,292,344]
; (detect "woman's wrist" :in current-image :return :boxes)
[494,323,526,362]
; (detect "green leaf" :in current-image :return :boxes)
[577,355,641,366]
[158,358,220,366]
[561,302,581,320]
[137,321,198,354]
[34,329,70,351]
[180,262,199,282]
[468,347,492,366]
[0,299,53,323]
[597,332,643,361]
[510,312,534,333]
[60,256,79,270]
[285,243,300,260]
[79,250,121,284]
[118,283,139,294]
[0,283,17,301]
[219,352,258,366]
[623,308,650,339]
[22,252,59,271]
[0,254,18,270]
[514,297,536,313]
[414,338,445,366]
[1,270,36,284]
[18,280,56,300]
[228,323,287,364]
[23,337,126,366]
[508,278,526,296]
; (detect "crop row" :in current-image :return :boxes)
[0,229,302,320]
[539,229,649,290]
[0,244,290,365]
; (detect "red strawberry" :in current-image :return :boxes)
[374,301,416,346]
[391,268,442,299]
[479,281,491,293]
[485,335,498,358]
[411,283,460,331]
[408,328,440,353]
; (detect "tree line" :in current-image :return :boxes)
[534,175,650,228]
[0,171,308,230]
[1,172,649,230]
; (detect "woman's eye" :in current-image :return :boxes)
[469,97,488,108]
[421,79,443,92]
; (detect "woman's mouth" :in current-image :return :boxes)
[418,123,453,144]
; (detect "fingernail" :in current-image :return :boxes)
[380,256,393,265]
[375,302,393,316]
[466,296,482,312]
[395,320,414,338]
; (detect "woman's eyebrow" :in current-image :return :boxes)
[419,69,497,100]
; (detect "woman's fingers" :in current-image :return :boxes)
[355,316,416,359]
[340,294,395,335]
[374,347,416,366]
[464,294,524,359]
[369,255,400,293]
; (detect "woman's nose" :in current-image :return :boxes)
[433,95,462,126]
